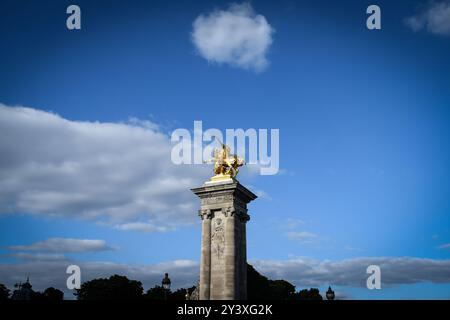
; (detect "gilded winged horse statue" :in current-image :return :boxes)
[205,141,245,181]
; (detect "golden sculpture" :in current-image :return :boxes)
[206,142,245,181]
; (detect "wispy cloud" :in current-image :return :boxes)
[8,238,115,253]
[285,218,305,230]
[344,245,364,252]
[191,2,274,72]
[8,252,68,262]
[438,243,450,250]
[246,184,271,201]
[286,231,319,244]
[114,222,170,233]
[404,1,450,36]
[282,218,321,245]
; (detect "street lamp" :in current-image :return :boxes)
[162,273,171,300]
[326,286,335,300]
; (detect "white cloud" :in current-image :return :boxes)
[191,2,274,72]
[0,104,209,231]
[114,222,170,233]
[252,257,450,288]
[281,218,323,246]
[246,184,271,201]
[439,243,450,250]
[8,238,115,253]
[405,1,450,36]
[253,189,272,201]
[286,231,319,244]
[284,218,305,230]
[8,252,68,261]
[343,245,364,252]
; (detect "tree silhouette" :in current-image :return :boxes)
[43,287,64,300]
[294,288,323,300]
[144,285,167,300]
[0,283,10,300]
[268,280,296,300]
[247,263,272,299]
[247,264,324,300]
[170,287,189,300]
[74,275,143,300]
[247,264,296,300]
[144,285,193,300]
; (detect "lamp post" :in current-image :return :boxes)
[326,286,335,300]
[162,273,171,300]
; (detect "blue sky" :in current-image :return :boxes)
[1,0,450,299]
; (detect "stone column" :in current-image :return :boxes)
[192,179,257,300]
[240,215,249,299]
[223,211,235,299]
[199,210,211,300]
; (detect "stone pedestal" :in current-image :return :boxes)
[192,179,257,300]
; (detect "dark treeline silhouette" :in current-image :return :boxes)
[31,287,65,300]
[0,283,10,300]
[74,275,195,300]
[247,264,323,300]
[0,264,324,300]
[0,279,64,300]
[74,275,143,300]
[145,285,197,300]
[73,264,323,300]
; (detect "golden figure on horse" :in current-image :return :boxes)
[206,141,245,181]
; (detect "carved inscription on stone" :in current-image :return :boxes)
[201,194,234,206]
